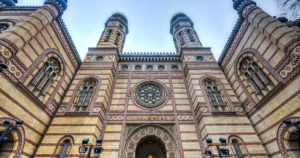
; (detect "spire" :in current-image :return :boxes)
[44,0,68,16]
[170,12,202,53]
[0,0,18,8]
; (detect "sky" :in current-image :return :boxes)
[17,0,281,60]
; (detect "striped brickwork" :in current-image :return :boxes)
[100,62,204,158]
[219,3,300,158]
[0,4,80,158]
[183,48,269,157]
[35,48,117,157]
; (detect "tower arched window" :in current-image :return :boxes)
[115,32,121,45]
[240,57,274,100]
[72,80,97,112]
[187,30,194,42]
[28,57,60,101]
[105,30,112,42]
[178,32,184,45]
[0,24,9,33]
[204,79,230,112]
[59,141,70,158]
[232,140,244,158]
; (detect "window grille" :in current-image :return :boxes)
[28,57,60,101]
[240,57,274,100]
[232,140,244,158]
[204,79,229,112]
[187,30,194,41]
[59,141,70,158]
[72,80,97,112]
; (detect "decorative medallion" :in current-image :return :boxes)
[134,81,167,108]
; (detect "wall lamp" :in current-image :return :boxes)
[205,138,230,157]
[79,138,104,157]
[0,120,23,143]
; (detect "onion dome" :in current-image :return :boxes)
[0,0,18,7]
[277,17,288,23]
[111,12,128,24]
[233,0,256,11]
[44,0,67,13]
[171,12,187,23]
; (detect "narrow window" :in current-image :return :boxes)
[28,57,60,101]
[232,140,244,158]
[115,33,121,45]
[72,80,97,112]
[241,57,274,100]
[204,79,229,112]
[178,33,184,45]
[187,30,194,41]
[105,30,112,42]
[59,141,70,158]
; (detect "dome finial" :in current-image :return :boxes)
[170,12,187,23]
[44,0,68,16]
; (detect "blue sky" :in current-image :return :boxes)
[18,0,280,60]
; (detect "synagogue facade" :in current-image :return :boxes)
[0,0,300,158]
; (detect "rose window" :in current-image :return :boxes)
[134,82,166,108]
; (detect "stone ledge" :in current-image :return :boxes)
[64,112,90,116]
[212,112,236,115]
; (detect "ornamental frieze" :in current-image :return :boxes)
[126,115,175,121]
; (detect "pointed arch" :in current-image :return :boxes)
[200,76,234,112]
[66,75,102,113]
[234,48,281,105]
[21,48,67,106]
[52,135,74,158]
[228,135,250,158]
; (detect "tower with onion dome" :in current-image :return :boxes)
[170,12,202,53]
[97,12,129,53]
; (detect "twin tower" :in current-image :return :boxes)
[97,12,203,53]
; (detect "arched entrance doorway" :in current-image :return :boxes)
[123,125,178,158]
[136,136,166,158]
[0,132,14,158]
[286,131,300,158]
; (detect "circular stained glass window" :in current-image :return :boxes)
[146,65,153,70]
[171,65,179,71]
[135,65,142,70]
[122,65,129,70]
[134,82,167,108]
[196,56,204,61]
[158,65,165,71]
[96,56,104,61]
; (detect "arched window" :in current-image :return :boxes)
[240,57,274,100]
[0,24,9,33]
[204,79,230,112]
[59,141,70,158]
[115,32,121,45]
[232,140,244,158]
[105,30,112,42]
[187,30,194,42]
[72,80,97,112]
[28,57,60,100]
[178,32,184,45]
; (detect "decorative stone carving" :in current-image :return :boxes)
[134,81,167,108]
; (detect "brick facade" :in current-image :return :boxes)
[0,0,299,158]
